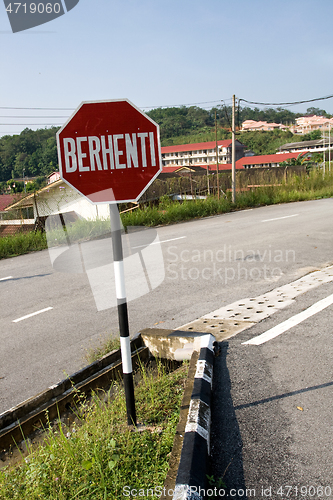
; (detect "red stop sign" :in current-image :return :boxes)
[56,99,162,204]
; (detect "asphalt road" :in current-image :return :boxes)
[210,280,333,499]
[1,198,333,416]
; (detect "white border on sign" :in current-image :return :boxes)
[56,98,162,205]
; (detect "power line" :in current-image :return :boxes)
[1,93,332,113]
[239,93,333,107]
[0,106,74,110]
[141,99,229,110]
[0,123,62,126]
[0,116,69,118]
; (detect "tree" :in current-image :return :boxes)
[301,130,322,141]
[6,179,24,193]
[279,152,314,169]
[306,107,330,117]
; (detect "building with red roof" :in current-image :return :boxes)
[237,152,308,169]
[161,139,246,168]
[0,194,23,215]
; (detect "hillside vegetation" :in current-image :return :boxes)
[0,105,329,191]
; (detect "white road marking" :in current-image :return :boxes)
[261,214,299,222]
[0,276,13,281]
[243,293,333,345]
[133,236,186,249]
[13,307,53,323]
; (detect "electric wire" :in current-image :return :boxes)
[1,93,333,136]
[0,106,74,110]
[0,123,62,126]
[0,116,69,118]
[239,93,333,107]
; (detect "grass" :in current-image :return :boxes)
[121,169,333,229]
[1,169,333,260]
[85,335,121,364]
[0,360,188,500]
[0,230,47,259]
[45,217,111,247]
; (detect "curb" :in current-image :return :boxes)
[164,334,215,500]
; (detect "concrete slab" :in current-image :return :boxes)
[176,318,255,341]
[140,328,204,360]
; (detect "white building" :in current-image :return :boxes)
[5,178,110,221]
[291,115,333,135]
[241,120,288,132]
[161,139,246,167]
[277,138,333,155]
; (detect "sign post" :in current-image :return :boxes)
[109,203,136,425]
[57,99,162,426]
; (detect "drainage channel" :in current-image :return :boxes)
[177,265,333,339]
[0,335,149,458]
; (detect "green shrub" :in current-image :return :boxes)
[0,362,188,500]
[0,231,47,259]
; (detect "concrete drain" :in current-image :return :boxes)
[176,318,255,341]
[177,265,333,341]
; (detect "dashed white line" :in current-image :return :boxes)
[133,236,186,249]
[13,307,53,323]
[160,236,186,244]
[0,276,13,281]
[261,214,299,222]
[243,293,333,345]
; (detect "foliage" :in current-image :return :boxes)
[301,129,322,141]
[2,168,333,260]
[238,106,302,126]
[0,230,47,259]
[147,106,214,139]
[122,169,333,228]
[0,362,188,500]
[85,335,121,364]
[45,217,111,247]
[279,152,310,167]
[236,129,295,155]
[6,179,24,193]
[0,127,59,182]
[305,106,330,117]
[0,105,332,183]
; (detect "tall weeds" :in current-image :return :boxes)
[0,362,188,500]
[1,169,333,259]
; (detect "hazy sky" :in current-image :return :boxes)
[1,0,333,137]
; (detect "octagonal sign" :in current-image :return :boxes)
[56,99,162,204]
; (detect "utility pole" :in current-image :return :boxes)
[328,122,331,172]
[323,131,326,175]
[206,161,210,195]
[215,111,220,199]
[232,95,236,203]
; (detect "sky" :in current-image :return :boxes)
[1,0,333,138]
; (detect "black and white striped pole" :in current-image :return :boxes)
[109,203,136,426]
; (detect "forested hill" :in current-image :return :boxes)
[146,104,330,142]
[0,105,329,187]
[0,127,59,185]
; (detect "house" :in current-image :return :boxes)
[241,120,288,132]
[0,194,20,217]
[237,152,307,169]
[47,171,61,184]
[4,178,110,222]
[291,115,333,135]
[278,138,333,154]
[0,194,35,236]
[161,139,246,168]
[161,163,245,176]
